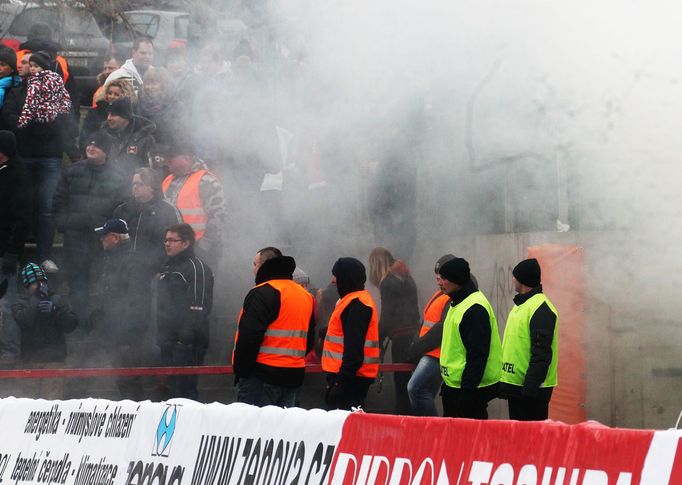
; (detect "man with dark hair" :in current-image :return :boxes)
[53,131,128,326]
[161,143,225,269]
[233,247,315,407]
[157,223,213,400]
[105,37,154,93]
[500,258,558,421]
[438,257,502,419]
[321,257,380,411]
[105,97,156,178]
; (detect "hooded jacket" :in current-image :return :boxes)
[0,156,32,258]
[233,256,316,388]
[329,257,375,385]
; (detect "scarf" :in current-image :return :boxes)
[0,76,20,108]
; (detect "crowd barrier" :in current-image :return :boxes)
[3,397,682,485]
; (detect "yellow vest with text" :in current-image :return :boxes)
[440,291,502,388]
[501,293,558,387]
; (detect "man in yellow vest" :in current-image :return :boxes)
[439,257,502,419]
[162,143,226,269]
[322,257,380,410]
[500,258,558,421]
[233,247,315,407]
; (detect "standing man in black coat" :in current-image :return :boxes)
[157,223,213,400]
[53,132,128,327]
[0,130,32,362]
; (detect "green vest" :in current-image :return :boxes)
[440,291,502,388]
[501,293,558,387]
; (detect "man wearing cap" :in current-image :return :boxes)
[105,97,156,178]
[438,257,502,419]
[500,258,558,421]
[11,263,77,399]
[161,143,226,269]
[406,254,455,416]
[233,247,315,407]
[53,132,128,326]
[321,257,380,411]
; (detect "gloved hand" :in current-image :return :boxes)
[325,382,345,409]
[37,300,55,313]
[1,253,17,274]
[38,282,49,300]
[522,385,541,399]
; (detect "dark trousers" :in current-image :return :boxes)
[237,375,298,408]
[507,396,550,421]
[24,158,61,261]
[160,343,205,401]
[390,334,414,415]
[325,379,372,411]
[441,384,497,419]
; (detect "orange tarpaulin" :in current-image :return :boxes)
[528,244,586,424]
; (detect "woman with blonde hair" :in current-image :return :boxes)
[138,67,178,148]
[368,247,420,414]
[79,78,136,152]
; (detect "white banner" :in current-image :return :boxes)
[0,398,349,485]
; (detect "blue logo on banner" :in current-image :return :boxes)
[153,405,178,457]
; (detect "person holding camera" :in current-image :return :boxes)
[11,262,77,399]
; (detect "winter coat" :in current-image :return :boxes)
[138,96,179,149]
[12,291,78,363]
[113,195,182,275]
[79,101,108,152]
[105,59,146,94]
[0,156,32,258]
[157,247,213,349]
[53,159,129,253]
[18,70,71,128]
[0,79,77,158]
[378,263,420,342]
[107,115,156,178]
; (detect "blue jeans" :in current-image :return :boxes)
[237,375,298,408]
[23,158,62,261]
[407,355,442,416]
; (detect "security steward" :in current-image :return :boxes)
[233,247,315,407]
[439,257,502,419]
[500,258,558,421]
[322,257,380,411]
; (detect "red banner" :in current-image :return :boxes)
[330,413,682,484]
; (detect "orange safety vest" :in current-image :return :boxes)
[16,49,70,83]
[233,279,314,368]
[322,290,380,378]
[418,291,451,359]
[162,170,209,240]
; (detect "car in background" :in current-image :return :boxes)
[110,10,189,65]
[3,2,110,104]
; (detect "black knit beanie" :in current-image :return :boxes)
[107,97,134,120]
[0,47,16,73]
[438,257,470,285]
[29,51,52,71]
[332,257,366,297]
[512,258,541,287]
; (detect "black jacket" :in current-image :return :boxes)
[378,271,420,342]
[446,279,494,390]
[79,101,107,152]
[12,291,78,362]
[113,195,182,275]
[233,256,315,388]
[1,79,77,158]
[107,116,156,178]
[53,159,129,253]
[499,286,556,401]
[157,247,213,348]
[0,156,32,258]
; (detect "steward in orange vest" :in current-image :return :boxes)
[405,254,455,416]
[322,257,380,411]
[233,250,315,407]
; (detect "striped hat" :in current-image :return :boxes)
[20,262,47,287]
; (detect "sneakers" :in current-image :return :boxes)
[41,259,59,273]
